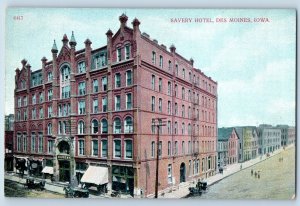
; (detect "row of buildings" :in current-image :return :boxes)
[11,14,218,197]
[217,124,296,167]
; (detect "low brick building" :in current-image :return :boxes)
[13,14,217,197]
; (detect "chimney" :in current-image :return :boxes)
[170,44,176,53]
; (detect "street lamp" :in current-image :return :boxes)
[154,118,167,198]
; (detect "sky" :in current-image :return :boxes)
[5,8,296,127]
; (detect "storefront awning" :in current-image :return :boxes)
[42,166,54,175]
[80,166,108,185]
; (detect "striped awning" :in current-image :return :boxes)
[80,166,108,185]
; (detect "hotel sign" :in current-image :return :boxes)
[57,155,71,160]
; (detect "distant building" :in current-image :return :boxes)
[5,114,14,171]
[217,127,239,167]
[276,125,289,146]
[288,126,295,145]
[235,127,258,162]
[257,124,281,154]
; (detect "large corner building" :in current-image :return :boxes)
[13,14,218,197]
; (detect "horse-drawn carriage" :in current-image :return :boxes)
[25,176,46,190]
[188,180,208,196]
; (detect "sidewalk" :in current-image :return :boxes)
[160,145,293,198]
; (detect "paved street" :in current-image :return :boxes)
[5,179,64,198]
[190,146,295,199]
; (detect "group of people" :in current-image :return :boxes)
[279,157,284,162]
[251,169,261,179]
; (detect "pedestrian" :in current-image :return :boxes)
[254,171,257,178]
[258,171,260,179]
[251,169,253,176]
[240,164,242,170]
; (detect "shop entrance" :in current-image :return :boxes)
[180,162,186,183]
[59,160,70,182]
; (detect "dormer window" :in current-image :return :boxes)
[32,76,36,86]
[78,61,86,73]
[47,72,53,81]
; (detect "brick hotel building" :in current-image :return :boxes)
[13,14,218,197]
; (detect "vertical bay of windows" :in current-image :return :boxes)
[102,76,107,91]
[93,79,99,93]
[92,140,98,156]
[101,139,108,157]
[125,140,133,158]
[78,100,86,114]
[93,99,98,113]
[38,132,43,153]
[115,73,121,88]
[114,139,121,158]
[125,44,130,60]
[31,133,36,152]
[78,140,85,155]
[78,82,86,95]
[115,95,121,111]
[78,61,86,73]
[102,97,107,112]
[126,70,132,86]
[117,48,122,62]
[126,93,132,109]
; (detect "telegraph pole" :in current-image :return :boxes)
[154,118,166,198]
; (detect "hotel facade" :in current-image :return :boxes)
[13,14,218,197]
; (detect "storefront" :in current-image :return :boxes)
[112,165,134,196]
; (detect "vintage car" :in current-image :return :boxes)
[25,176,46,190]
[188,180,208,196]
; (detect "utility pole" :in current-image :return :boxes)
[154,118,166,198]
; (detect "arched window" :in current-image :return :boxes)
[124,116,133,133]
[61,65,71,81]
[47,123,52,135]
[92,119,99,134]
[78,120,85,134]
[101,119,108,134]
[113,118,121,134]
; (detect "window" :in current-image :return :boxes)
[102,76,107,91]
[115,73,121,88]
[18,97,21,107]
[16,110,20,121]
[115,95,121,111]
[182,87,185,100]
[92,119,99,134]
[39,92,44,103]
[95,53,107,68]
[125,44,130,60]
[39,107,44,119]
[102,97,107,112]
[126,70,132,86]
[168,60,172,71]
[175,84,178,97]
[78,121,85,134]
[78,82,86,95]
[174,122,178,134]
[168,141,171,156]
[48,106,52,118]
[182,105,185,117]
[21,80,26,89]
[48,140,54,154]
[117,48,122,62]
[189,160,192,176]
[78,140,85,155]
[168,82,171,95]
[58,121,62,134]
[188,141,191,154]
[93,79,99,93]
[152,51,156,64]
[38,133,43,153]
[182,68,185,79]
[188,124,192,135]
[47,123,52,135]
[48,89,53,101]
[32,94,36,104]
[32,108,36,119]
[175,64,178,76]
[23,96,27,106]
[62,86,70,99]
[78,100,86,114]
[175,103,178,115]
[159,55,163,68]
[114,139,121,158]
[167,121,171,134]
[182,123,185,135]
[114,118,121,134]
[125,140,133,158]
[159,78,162,92]
[23,134,27,152]
[101,139,108,157]
[23,109,27,120]
[168,101,171,115]
[126,93,132,109]
[78,61,86,73]
[61,65,71,81]
[151,75,155,90]
[151,141,155,157]
[93,99,98,113]
[48,72,53,81]
[168,164,172,183]
[151,119,155,134]
[92,140,98,156]
[189,72,192,82]
[159,98,162,112]
[17,133,21,151]
[175,141,178,155]
[151,96,155,112]
[101,119,108,134]
[124,116,133,133]
[182,141,185,154]
[31,133,36,152]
